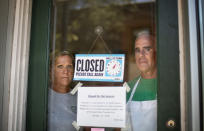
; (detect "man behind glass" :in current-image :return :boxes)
[127,31,157,131]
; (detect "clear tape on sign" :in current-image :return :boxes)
[72,121,80,131]
[123,82,130,93]
[70,82,83,95]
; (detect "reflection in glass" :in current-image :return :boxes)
[51,0,155,83]
[49,0,156,130]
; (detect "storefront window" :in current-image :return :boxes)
[48,0,156,130]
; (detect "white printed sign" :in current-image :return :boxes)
[77,87,126,128]
[73,54,125,82]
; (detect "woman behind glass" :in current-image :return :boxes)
[48,51,77,131]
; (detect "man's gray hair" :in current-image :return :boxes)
[136,30,153,40]
[135,30,156,49]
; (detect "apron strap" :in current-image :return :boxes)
[128,76,141,102]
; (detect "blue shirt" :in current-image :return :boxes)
[48,89,77,131]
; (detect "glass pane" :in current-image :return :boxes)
[48,0,156,131]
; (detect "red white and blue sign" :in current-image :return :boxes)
[73,54,125,82]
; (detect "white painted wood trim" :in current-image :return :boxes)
[178,0,186,131]
[5,0,32,131]
[187,0,201,131]
[178,0,202,130]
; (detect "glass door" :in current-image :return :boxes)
[49,1,156,131]
[26,0,180,131]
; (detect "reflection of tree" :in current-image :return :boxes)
[55,0,136,52]
[53,0,155,83]
[54,0,155,55]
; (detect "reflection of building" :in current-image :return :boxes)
[0,0,204,131]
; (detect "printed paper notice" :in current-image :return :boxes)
[77,87,126,128]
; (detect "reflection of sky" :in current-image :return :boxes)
[58,0,155,10]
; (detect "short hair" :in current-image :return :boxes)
[135,30,154,40]
[135,30,156,49]
[50,50,74,69]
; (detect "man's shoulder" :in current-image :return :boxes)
[128,76,140,88]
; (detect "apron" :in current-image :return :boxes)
[123,77,157,131]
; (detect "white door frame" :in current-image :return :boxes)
[0,0,32,131]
